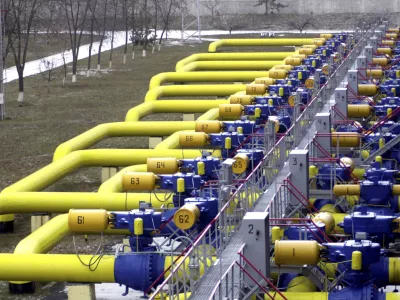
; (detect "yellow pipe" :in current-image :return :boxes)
[176,61,284,72]
[0,254,116,282]
[175,52,295,70]
[196,108,220,121]
[208,38,318,52]
[98,164,147,193]
[144,85,247,102]
[270,293,328,300]
[286,276,316,292]
[0,192,175,214]
[4,149,211,193]
[149,71,271,89]
[53,121,197,161]
[358,84,378,96]
[331,132,361,147]
[125,100,228,122]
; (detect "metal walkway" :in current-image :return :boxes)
[362,134,400,165]
[191,55,358,300]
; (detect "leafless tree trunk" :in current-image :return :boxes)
[7,0,42,103]
[130,0,136,59]
[158,0,179,45]
[63,0,91,83]
[142,0,148,57]
[109,0,118,68]
[97,0,108,70]
[122,0,130,63]
[152,0,158,53]
[202,0,220,23]
[87,0,98,77]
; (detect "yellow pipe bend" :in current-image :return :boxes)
[177,61,284,72]
[53,121,197,161]
[208,38,318,52]
[125,100,229,122]
[99,164,147,193]
[0,192,174,214]
[149,71,271,89]
[144,85,246,102]
[175,52,294,70]
[3,149,207,193]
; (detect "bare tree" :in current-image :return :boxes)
[87,0,98,77]
[152,0,158,53]
[158,0,181,46]
[63,0,91,83]
[109,0,118,68]
[6,0,43,103]
[96,0,108,70]
[214,14,246,35]
[202,0,220,22]
[142,0,149,57]
[130,0,136,59]
[121,0,131,63]
[255,0,287,15]
[287,10,314,33]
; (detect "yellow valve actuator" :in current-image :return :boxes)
[246,84,267,95]
[386,33,398,39]
[274,240,321,265]
[255,107,261,118]
[372,57,388,67]
[232,153,249,174]
[303,44,318,50]
[376,156,383,166]
[197,161,205,175]
[299,47,314,55]
[134,218,144,235]
[382,39,395,46]
[358,84,378,96]
[219,104,243,118]
[229,95,253,105]
[284,57,302,66]
[392,88,397,97]
[177,178,185,193]
[195,120,222,133]
[271,65,293,70]
[366,69,383,79]
[237,126,243,134]
[254,77,275,86]
[268,99,273,106]
[173,204,200,230]
[147,157,179,174]
[377,47,392,55]
[388,108,393,116]
[122,172,158,191]
[379,138,385,149]
[352,251,362,270]
[347,105,371,118]
[331,132,361,147]
[179,132,209,148]
[279,87,284,96]
[320,33,333,39]
[268,69,287,79]
[271,227,281,242]
[68,209,109,232]
[313,38,325,46]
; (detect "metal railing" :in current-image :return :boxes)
[149,34,365,300]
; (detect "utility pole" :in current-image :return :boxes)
[0,2,5,121]
[181,0,202,44]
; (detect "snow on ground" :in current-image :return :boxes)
[3,29,350,84]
